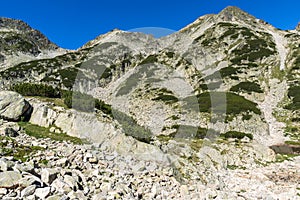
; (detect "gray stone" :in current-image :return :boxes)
[19,175,42,188]
[63,175,77,190]
[21,185,36,198]
[41,168,59,185]
[132,161,146,172]
[67,191,86,200]
[56,158,68,167]
[92,193,107,200]
[100,182,112,192]
[0,91,32,121]
[0,171,22,188]
[0,159,8,171]
[46,194,65,200]
[88,157,98,164]
[180,185,189,197]
[51,178,72,194]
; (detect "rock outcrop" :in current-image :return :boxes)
[28,98,169,164]
[0,91,32,121]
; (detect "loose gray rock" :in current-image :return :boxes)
[41,168,58,185]
[21,185,36,198]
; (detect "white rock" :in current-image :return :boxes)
[41,168,58,185]
[35,187,51,199]
[51,178,72,193]
[0,188,7,195]
[49,127,56,133]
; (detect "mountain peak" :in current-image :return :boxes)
[218,6,254,22]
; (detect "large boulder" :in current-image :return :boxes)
[0,91,32,121]
[29,100,57,127]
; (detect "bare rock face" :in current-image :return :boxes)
[0,91,32,121]
[0,17,59,53]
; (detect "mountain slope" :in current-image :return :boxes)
[0,6,300,151]
[0,6,300,198]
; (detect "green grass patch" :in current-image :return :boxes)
[285,140,300,145]
[18,122,84,144]
[0,136,44,162]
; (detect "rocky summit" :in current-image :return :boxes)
[0,6,299,200]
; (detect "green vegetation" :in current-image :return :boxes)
[166,52,175,58]
[183,92,261,121]
[162,124,219,139]
[220,66,239,77]
[285,140,300,145]
[173,125,208,139]
[140,55,158,65]
[152,94,178,104]
[18,122,84,144]
[12,83,60,98]
[0,135,44,162]
[62,91,112,115]
[221,131,253,140]
[34,96,68,109]
[112,109,152,143]
[230,82,263,93]
[275,153,298,163]
[12,83,112,115]
[55,68,79,88]
[227,165,246,170]
[285,85,300,110]
[230,37,275,65]
[206,66,240,81]
[149,88,179,104]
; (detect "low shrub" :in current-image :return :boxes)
[12,83,60,98]
[230,82,263,93]
[112,109,152,143]
[221,131,253,140]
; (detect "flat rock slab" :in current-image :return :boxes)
[0,171,22,188]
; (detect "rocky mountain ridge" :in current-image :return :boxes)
[0,17,66,70]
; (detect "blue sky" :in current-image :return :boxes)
[1,0,299,49]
